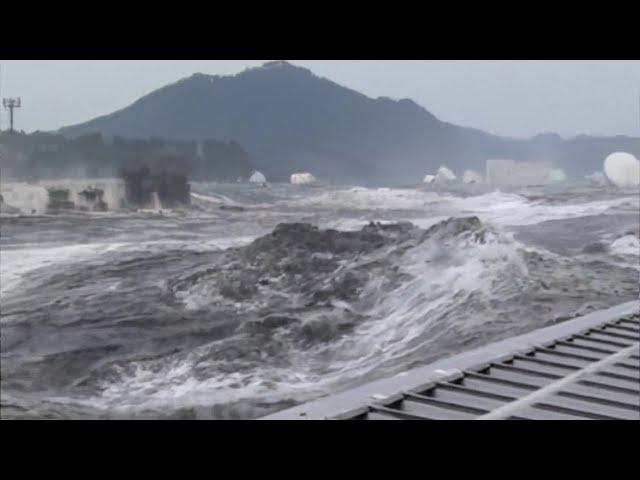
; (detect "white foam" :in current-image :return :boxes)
[548,169,567,183]
[0,183,49,214]
[452,191,635,227]
[249,171,267,184]
[423,174,436,184]
[293,187,443,210]
[435,166,457,183]
[585,171,608,186]
[610,235,640,256]
[0,242,126,299]
[291,187,635,228]
[0,232,257,302]
[190,192,224,204]
[463,170,483,184]
[322,225,529,375]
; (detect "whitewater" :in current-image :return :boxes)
[1,182,638,419]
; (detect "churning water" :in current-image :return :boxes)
[1,182,638,419]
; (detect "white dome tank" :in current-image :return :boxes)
[604,152,640,188]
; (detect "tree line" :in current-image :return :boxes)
[0,131,254,182]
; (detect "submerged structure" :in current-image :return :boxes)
[120,167,191,209]
[46,187,75,211]
[76,187,108,211]
[39,179,127,213]
[44,185,109,212]
[263,302,639,420]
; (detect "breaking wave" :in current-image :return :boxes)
[3,215,637,419]
[288,187,635,228]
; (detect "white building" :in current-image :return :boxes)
[290,172,316,185]
[486,159,561,186]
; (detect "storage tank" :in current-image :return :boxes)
[290,172,317,185]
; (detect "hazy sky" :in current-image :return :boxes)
[0,60,638,138]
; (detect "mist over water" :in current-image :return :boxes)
[1,182,638,419]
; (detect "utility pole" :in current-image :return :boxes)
[0,64,3,132]
[2,97,21,134]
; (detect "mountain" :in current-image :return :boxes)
[60,61,640,183]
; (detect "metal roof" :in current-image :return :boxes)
[262,301,639,420]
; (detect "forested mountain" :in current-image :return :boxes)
[59,61,640,183]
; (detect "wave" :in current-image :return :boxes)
[610,235,640,257]
[290,186,636,228]
[289,186,445,210]
[4,216,635,419]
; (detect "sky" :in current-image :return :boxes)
[0,60,638,139]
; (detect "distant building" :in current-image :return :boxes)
[291,172,316,185]
[486,159,560,186]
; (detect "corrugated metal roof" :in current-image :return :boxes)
[262,302,639,420]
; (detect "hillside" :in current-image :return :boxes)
[60,61,640,183]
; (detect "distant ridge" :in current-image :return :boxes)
[60,61,640,183]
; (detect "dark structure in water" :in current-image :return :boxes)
[46,188,75,211]
[78,187,108,212]
[119,166,191,208]
[0,130,253,182]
